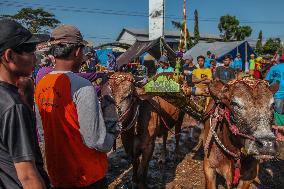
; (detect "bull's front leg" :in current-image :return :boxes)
[175,123,181,154]
[128,135,141,188]
[137,140,155,189]
[204,157,217,189]
[158,131,168,166]
[174,112,185,160]
[132,156,140,189]
[174,123,182,161]
[237,157,259,189]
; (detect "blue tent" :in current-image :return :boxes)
[95,48,113,66]
[184,41,257,69]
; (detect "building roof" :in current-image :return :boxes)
[117,28,222,42]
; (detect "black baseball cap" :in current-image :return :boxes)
[224,54,233,60]
[0,19,47,54]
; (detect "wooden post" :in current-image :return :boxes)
[245,41,249,73]
[245,42,247,62]
[237,41,239,55]
[179,28,183,50]
[183,0,187,50]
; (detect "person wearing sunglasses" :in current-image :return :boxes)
[0,19,49,189]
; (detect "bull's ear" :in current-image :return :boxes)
[100,82,112,98]
[269,81,280,95]
[209,80,230,105]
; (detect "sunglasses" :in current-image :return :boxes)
[13,43,37,54]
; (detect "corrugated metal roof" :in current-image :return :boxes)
[184,41,253,65]
[119,28,222,40]
[186,41,244,56]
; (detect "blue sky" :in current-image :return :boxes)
[1,0,284,45]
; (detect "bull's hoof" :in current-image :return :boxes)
[158,151,166,165]
[132,182,147,189]
[158,159,165,169]
[131,182,138,189]
[175,153,183,162]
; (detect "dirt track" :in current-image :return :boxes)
[107,116,284,189]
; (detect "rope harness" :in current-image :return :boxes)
[147,98,185,136]
[204,105,256,159]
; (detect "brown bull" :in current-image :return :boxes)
[204,78,279,189]
[102,72,186,188]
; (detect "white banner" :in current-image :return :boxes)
[149,0,164,40]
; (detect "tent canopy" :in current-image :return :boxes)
[184,41,256,65]
[117,37,176,68]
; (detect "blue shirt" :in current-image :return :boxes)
[265,64,284,99]
[231,58,243,70]
[156,66,174,74]
[204,57,211,68]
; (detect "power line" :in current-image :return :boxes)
[1,0,185,19]
[0,2,148,17]
[1,0,148,16]
[2,1,284,25]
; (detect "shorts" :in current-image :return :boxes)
[53,177,108,189]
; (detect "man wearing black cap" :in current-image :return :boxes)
[0,19,49,189]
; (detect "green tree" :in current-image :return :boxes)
[218,15,252,41]
[262,38,282,54]
[3,8,60,33]
[255,30,263,54]
[171,20,193,49]
[194,9,200,45]
[234,26,252,41]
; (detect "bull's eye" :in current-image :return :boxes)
[270,103,275,110]
[230,101,242,109]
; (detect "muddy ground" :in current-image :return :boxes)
[107,116,284,189]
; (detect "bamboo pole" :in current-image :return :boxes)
[245,41,249,72]
[183,0,187,50]
[179,28,183,50]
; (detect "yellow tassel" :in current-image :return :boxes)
[241,147,248,155]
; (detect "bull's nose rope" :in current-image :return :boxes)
[224,107,256,141]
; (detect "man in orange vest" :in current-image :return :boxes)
[35,25,119,189]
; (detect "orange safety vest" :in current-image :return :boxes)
[35,73,107,188]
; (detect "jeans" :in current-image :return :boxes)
[274,98,284,114]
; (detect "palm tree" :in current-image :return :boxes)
[171,21,193,50]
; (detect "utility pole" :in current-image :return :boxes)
[162,0,165,38]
